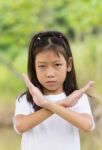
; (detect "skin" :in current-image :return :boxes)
[14,50,95,133]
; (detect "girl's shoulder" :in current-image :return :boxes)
[76,93,89,106]
[16,93,27,103]
[79,93,88,100]
[16,93,32,108]
[15,93,34,115]
[72,93,91,112]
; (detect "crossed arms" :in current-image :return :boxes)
[14,75,94,133]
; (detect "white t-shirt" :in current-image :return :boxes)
[13,93,95,150]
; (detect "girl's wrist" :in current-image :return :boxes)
[56,99,66,107]
[42,99,67,109]
[42,100,53,109]
[40,99,49,108]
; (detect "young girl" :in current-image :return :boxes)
[13,31,95,150]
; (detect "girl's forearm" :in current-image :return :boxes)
[14,98,92,133]
[14,100,65,133]
[43,101,93,132]
[15,108,53,133]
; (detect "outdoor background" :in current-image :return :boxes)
[0,0,102,150]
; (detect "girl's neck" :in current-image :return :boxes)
[44,92,66,102]
[43,88,64,96]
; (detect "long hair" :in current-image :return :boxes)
[20,31,78,111]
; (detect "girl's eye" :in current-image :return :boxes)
[55,63,62,67]
[38,65,45,68]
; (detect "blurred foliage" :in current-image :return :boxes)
[0,0,102,150]
[0,0,102,54]
[0,0,102,99]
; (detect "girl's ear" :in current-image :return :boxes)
[67,57,72,72]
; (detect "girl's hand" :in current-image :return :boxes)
[22,74,47,107]
[60,81,95,107]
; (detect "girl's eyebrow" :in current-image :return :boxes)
[37,60,62,64]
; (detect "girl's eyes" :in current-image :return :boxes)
[38,64,62,68]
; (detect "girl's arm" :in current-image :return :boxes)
[42,85,94,132]
[15,74,94,133]
[43,101,93,132]
[14,94,80,133]
[14,100,64,133]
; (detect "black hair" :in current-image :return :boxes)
[20,31,78,111]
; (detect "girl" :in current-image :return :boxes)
[13,31,95,150]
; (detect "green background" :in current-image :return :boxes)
[0,0,102,150]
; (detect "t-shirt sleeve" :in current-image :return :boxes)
[13,95,34,134]
[73,94,92,114]
[14,95,32,116]
[71,94,95,130]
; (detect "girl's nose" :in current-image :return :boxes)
[46,67,55,78]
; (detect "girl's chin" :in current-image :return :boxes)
[43,87,63,95]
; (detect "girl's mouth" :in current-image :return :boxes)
[46,81,57,86]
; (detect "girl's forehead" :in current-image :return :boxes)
[35,50,65,62]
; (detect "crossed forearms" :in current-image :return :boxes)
[14,100,66,133]
[14,98,92,133]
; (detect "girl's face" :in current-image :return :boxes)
[35,50,72,95]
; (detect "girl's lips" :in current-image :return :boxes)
[46,81,57,83]
[46,81,57,85]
